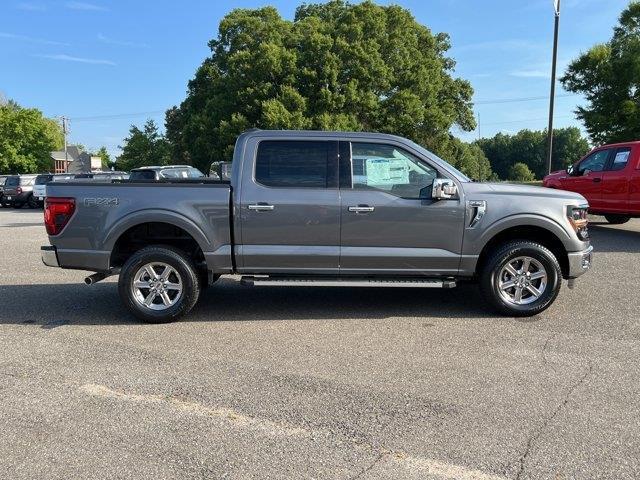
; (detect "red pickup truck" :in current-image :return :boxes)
[543,141,640,224]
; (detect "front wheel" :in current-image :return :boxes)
[604,214,630,225]
[480,241,562,317]
[118,246,201,323]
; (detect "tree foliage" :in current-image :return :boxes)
[166,0,475,171]
[0,101,63,174]
[561,2,640,144]
[508,162,535,182]
[95,146,111,169]
[475,127,590,180]
[117,119,170,171]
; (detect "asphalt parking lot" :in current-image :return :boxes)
[0,208,639,480]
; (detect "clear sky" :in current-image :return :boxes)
[0,0,630,157]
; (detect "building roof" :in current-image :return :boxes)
[50,145,82,162]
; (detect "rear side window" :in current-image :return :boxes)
[256,141,330,188]
[609,148,631,171]
[129,170,157,180]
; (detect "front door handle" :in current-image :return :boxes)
[348,205,375,213]
[593,177,602,183]
[248,203,275,212]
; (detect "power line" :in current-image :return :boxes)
[68,110,166,122]
[480,114,574,127]
[474,93,575,105]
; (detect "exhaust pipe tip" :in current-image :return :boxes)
[85,272,108,285]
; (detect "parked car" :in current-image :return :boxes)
[1,174,38,208]
[32,174,54,208]
[0,175,8,202]
[73,171,128,182]
[41,130,593,323]
[543,140,640,224]
[129,165,204,181]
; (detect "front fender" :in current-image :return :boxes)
[466,213,578,256]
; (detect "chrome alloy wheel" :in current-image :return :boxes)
[131,262,183,311]
[497,256,548,306]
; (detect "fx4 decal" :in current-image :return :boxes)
[84,197,119,207]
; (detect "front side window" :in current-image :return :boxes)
[351,143,437,198]
[577,149,610,175]
[256,141,329,188]
[609,148,631,171]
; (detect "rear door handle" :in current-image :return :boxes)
[593,177,602,183]
[248,203,275,211]
[348,205,375,213]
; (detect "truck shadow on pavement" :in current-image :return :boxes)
[0,219,636,327]
[588,221,640,253]
[0,280,500,327]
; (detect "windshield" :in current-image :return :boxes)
[35,175,53,185]
[408,141,472,182]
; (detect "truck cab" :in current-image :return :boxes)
[543,140,640,224]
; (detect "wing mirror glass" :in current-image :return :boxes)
[432,178,458,200]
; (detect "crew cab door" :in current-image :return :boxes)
[338,141,465,275]
[601,146,634,213]
[237,139,340,273]
[563,148,612,210]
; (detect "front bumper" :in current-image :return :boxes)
[41,246,60,267]
[567,245,593,278]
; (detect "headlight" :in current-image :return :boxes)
[567,205,589,240]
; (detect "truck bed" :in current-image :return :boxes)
[45,181,233,273]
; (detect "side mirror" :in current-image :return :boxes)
[566,165,574,175]
[432,178,458,200]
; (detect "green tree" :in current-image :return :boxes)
[95,146,111,169]
[508,162,535,182]
[434,135,492,180]
[166,0,475,172]
[475,127,590,180]
[118,119,171,171]
[561,2,640,144]
[0,101,63,173]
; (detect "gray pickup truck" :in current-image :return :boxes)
[41,130,593,322]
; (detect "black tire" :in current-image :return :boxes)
[479,240,562,317]
[13,202,23,209]
[27,194,38,209]
[118,245,201,323]
[604,214,630,225]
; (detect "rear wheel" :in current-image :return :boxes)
[118,246,201,323]
[480,240,562,317]
[604,214,630,225]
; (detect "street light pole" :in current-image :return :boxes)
[546,0,561,175]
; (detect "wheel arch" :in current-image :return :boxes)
[105,210,212,269]
[475,221,570,278]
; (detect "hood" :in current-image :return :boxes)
[463,181,586,202]
[544,169,566,179]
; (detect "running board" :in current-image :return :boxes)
[240,276,456,288]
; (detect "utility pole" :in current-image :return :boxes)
[546,0,561,175]
[61,116,69,172]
